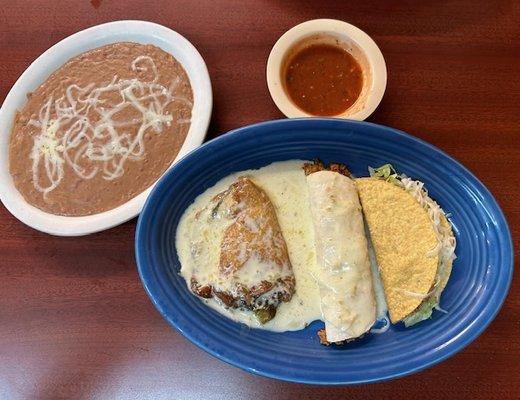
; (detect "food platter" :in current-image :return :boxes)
[0,20,212,235]
[135,118,513,384]
[0,14,514,388]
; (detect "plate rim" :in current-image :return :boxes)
[135,118,514,385]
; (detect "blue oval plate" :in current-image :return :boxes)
[135,119,513,385]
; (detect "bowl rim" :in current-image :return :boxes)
[135,118,514,385]
[0,20,212,236]
[266,19,387,120]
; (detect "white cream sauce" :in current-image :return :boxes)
[176,160,322,331]
[307,171,376,341]
[366,228,388,319]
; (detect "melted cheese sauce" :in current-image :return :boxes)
[367,229,388,319]
[307,171,376,341]
[176,160,322,331]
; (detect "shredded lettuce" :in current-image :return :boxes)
[403,297,436,327]
[368,164,401,185]
[369,164,457,326]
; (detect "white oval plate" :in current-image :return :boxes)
[0,20,212,236]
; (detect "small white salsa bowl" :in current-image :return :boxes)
[266,19,386,120]
[0,20,212,236]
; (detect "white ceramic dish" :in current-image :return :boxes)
[266,19,386,120]
[0,20,212,236]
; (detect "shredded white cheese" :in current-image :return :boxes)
[28,56,192,198]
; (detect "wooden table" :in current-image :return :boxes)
[1,1,518,399]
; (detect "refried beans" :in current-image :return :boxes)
[9,42,193,216]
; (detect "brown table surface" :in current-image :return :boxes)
[1,1,518,399]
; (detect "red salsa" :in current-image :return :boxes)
[283,43,363,116]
